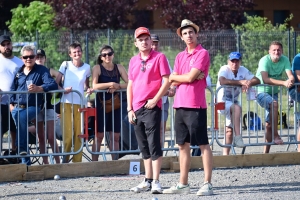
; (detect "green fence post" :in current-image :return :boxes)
[288,29,291,61]
[85,32,89,64]
[36,30,39,50]
[236,30,240,52]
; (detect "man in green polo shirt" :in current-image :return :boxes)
[255,41,294,153]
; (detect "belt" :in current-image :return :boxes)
[15,104,26,108]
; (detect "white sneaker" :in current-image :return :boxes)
[130,179,151,193]
[233,135,245,148]
[163,183,190,194]
[196,181,213,196]
[151,180,162,194]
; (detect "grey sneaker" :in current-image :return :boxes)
[130,179,151,193]
[163,183,190,194]
[197,181,213,196]
[151,180,162,194]
[19,150,27,156]
[233,135,245,148]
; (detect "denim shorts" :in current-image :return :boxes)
[161,98,169,122]
[37,109,56,122]
[289,88,300,102]
[256,93,278,123]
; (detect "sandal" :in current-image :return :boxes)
[274,136,283,145]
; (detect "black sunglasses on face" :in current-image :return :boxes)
[101,52,114,57]
[141,61,146,72]
[22,55,35,60]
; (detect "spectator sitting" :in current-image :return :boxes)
[34,48,60,164]
[216,52,260,155]
[288,52,300,152]
[255,41,294,153]
[9,45,58,165]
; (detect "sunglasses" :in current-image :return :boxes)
[101,52,114,57]
[141,61,146,72]
[22,55,35,60]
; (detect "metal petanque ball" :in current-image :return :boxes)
[59,195,66,200]
[54,175,61,180]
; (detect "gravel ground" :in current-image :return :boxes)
[1,130,299,199]
[1,165,300,200]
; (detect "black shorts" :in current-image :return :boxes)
[1,104,16,135]
[175,108,208,146]
[134,105,162,160]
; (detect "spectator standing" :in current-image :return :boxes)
[288,53,300,152]
[35,49,60,164]
[0,35,23,150]
[150,34,175,146]
[10,45,57,165]
[55,42,92,163]
[216,52,260,155]
[91,45,128,161]
[128,27,171,194]
[163,19,213,196]
[255,41,294,153]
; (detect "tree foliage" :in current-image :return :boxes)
[231,13,293,73]
[48,0,138,30]
[148,0,255,30]
[7,1,56,37]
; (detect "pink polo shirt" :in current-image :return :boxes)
[173,44,210,109]
[128,50,171,111]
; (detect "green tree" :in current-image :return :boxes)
[7,1,55,37]
[231,13,293,73]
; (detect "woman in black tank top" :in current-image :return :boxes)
[91,45,128,161]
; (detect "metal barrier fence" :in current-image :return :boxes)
[214,84,299,155]
[0,85,299,165]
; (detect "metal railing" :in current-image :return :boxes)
[0,85,299,165]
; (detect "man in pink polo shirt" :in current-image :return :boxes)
[163,19,214,196]
[127,27,171,194]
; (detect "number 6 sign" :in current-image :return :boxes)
[129,161,140,175]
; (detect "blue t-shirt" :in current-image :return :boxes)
[289,53,300,91]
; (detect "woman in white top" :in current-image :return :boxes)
[55,42,92,163]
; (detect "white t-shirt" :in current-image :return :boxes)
[59,61,91,105]
[0,55,23,104]
[216,65,254,102]
[206,74,212,87]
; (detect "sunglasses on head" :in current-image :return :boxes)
[101,52,114,57]
[22,55,35,60]
[141,61,146,72]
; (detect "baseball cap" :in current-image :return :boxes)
[134,27,151,39]
[0,35,11,44]
[229,52,242,60]
[176,19,200,37]
[151,34,159,42]
[37,49,46,57]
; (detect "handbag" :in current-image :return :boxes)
[51,61,68,114]
[98,93,121,113]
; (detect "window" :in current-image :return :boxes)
[273,10,289,25]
